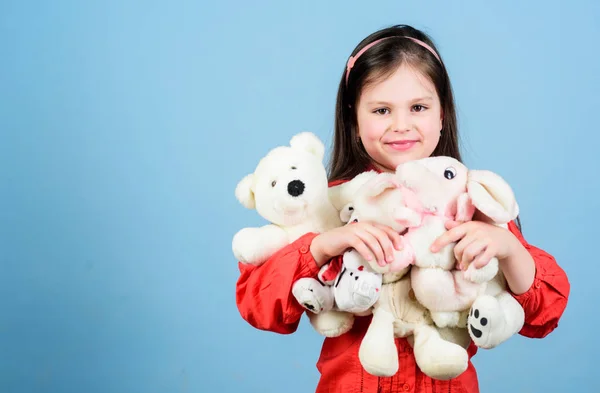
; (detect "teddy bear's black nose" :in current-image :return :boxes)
[287,180,305,197]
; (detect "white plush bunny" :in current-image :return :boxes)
[391,156,522,335]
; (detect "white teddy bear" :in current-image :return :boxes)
[232,131,342,266]
[233,132,390,337]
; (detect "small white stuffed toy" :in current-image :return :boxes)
[232,131,342,266]
[292,224,383,315]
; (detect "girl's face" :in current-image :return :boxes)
[356,63,443,172]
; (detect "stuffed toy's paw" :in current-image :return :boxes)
[413,326,469,381]
[292,278,333,313]
[232,226,288,265]
[463,257,499,284]
[467,293,524,349]
[431,310,468,329]
[307,310,355,337]
[468,295,509,349]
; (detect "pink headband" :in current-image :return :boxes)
[345,36,442,85]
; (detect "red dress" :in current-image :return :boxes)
[235,179,570,393]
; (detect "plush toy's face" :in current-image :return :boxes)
[395,156,469,215]
[395,156,520,224]
[251,146,328,226]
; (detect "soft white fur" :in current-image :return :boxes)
[232,132,342,265]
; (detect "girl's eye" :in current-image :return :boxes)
[374,108,390,115]
[412,105,427,112]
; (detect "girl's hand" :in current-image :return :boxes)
[310,222,403,268]
[429,220,520,270]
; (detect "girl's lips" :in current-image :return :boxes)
[386,140,418,151]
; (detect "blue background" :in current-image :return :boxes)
[1,0,598,392]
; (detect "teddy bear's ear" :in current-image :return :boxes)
[235,174,256,209]
[289,132,325,161]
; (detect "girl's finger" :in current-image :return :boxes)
[352,240,375,263]
[355,230,386,266]
[445,220,463,230]
[461,239,488,269]
[472,246,496,268]
[364,225,396,264]
[374,223,404,252]
[453,233,478,265]
[430,222,471,252]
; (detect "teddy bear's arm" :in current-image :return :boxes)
[232,224,289,266]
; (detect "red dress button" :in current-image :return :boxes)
[300,246,308,254]
[403,383,410,391]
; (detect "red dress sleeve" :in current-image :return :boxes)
[506,221,570,338]
[235,232,321,334]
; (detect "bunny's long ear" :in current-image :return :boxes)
[467,170,519,224]
[235,174,256,209]
[289,132,325,161]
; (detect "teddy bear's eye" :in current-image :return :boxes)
[271,180,277,187]
[291,166,297,170]
[444,167,457,180]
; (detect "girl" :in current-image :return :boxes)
[235,24,570,393]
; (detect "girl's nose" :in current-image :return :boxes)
[391,112,411,133]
